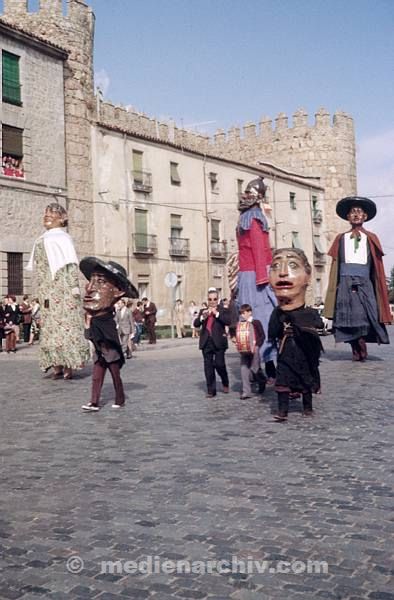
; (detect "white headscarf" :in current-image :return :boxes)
[26,228,79,280]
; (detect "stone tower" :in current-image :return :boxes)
[1,0,95,256]
[209,108,357,243]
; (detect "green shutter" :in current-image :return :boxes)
[132,150,143,181]
[135,209,147,235]
[211,219,220,241]
[2,51,21,104]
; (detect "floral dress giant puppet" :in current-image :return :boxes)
[26,203,89,379]
[236,177,277,379]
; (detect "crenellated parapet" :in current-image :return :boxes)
[97,98,212,155]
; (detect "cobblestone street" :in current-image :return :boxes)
[0,334,393,600]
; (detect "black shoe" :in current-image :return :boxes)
[273,413,288,422]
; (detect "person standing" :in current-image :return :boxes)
[236,177,277,381]
[20,295,32,343]
[132,300,144,346]
[4,295,21,350]
[194,290,231,397]
[188,301,199,338]
[142,297,157,344]
[324,196,391,361]
[115,298,135,359]
[28,298,41,345]
[174,299,185,338]
[233,303,266,399]
[0,300,5,352]
[26,203,89,379]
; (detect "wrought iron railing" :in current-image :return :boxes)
[169,237,190,258]
[132,170,152,193]
[132,233,157,255]
[210,240,227,259]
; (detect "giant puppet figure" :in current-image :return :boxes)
[268,248,323,422]
[26,203,89,379]
[324,196,391,361]
[79,257,138,412]
[236,177,277,378]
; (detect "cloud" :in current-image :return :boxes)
[94,69,110,97]
[357,129,394,273]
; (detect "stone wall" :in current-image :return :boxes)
[97,100,356,244]
[1,0,96,256]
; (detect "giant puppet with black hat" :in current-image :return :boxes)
[324,196,391,361]
[79,256,138,412]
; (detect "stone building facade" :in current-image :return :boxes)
[1,0,95,257]
[92,121,326,320]
[0,18,67,297]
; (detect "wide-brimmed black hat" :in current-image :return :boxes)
[336,196,376,222]
[80,257,138,298]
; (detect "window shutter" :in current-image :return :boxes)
[170,162,181,184]
[132,150,143,181]
[2,51,21,104]
[292,232,302,249]
[2,125,23,156]
[135,209,147,235]
[313,235,325,254]
[211,219,220,241]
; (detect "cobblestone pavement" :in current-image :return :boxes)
[0,333,393,600]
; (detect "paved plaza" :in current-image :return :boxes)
[0,333,393,600]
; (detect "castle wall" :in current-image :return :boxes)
[1,0,96,256]
[97,100,356,246]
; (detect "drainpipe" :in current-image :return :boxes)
[123,133,130,275]
[203,156,210,289]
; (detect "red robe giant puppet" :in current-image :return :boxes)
[236,177,277,378]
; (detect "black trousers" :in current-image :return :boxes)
[202,337,229,394]
[145,318,156,344]
[278,391,313,415]
[23,323,31,343]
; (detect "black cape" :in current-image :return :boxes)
[88,311,124,368]
[268,305,323,392]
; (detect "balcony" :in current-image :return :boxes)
[210,240,227,259]
[314,252,326,267]
[132,233,157,255]
[132,170,152,193]
[169,237,190,258]
[312,209,323,224]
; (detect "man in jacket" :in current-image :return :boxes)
[142,297,157,344]
[115,298,135,359]
[324,196,391,361]
[194,289,231,397]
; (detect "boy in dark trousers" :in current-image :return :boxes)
[233,303,266,399]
